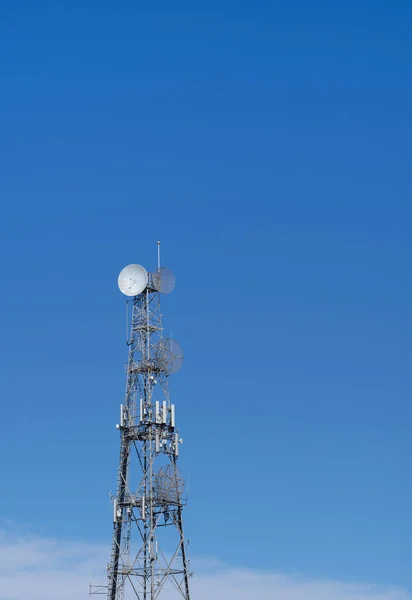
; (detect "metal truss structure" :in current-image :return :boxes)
[90,267,191,600]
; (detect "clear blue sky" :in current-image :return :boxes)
[0,0,410,592]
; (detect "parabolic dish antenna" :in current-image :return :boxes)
[155,464,184,503]
[118,264,148,297]
[154,337,184,374]
[152,267,176,295]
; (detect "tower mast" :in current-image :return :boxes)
[90,259,191,600]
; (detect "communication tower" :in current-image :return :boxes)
[90,247,191,600]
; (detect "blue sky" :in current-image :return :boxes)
[0,0,410,597]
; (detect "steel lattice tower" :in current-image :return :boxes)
[90,257,191,600]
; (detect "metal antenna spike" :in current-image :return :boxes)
[157,240,161,269]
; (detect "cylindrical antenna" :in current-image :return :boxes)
[157,240,161,269]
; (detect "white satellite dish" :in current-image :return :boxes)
[118,264,148,296]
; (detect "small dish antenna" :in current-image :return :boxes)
[152,267,176,295]
[155,464,184,503]
[154,337,184,374]
[118,264,148,297]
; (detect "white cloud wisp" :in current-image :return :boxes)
[0,530,409,600]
